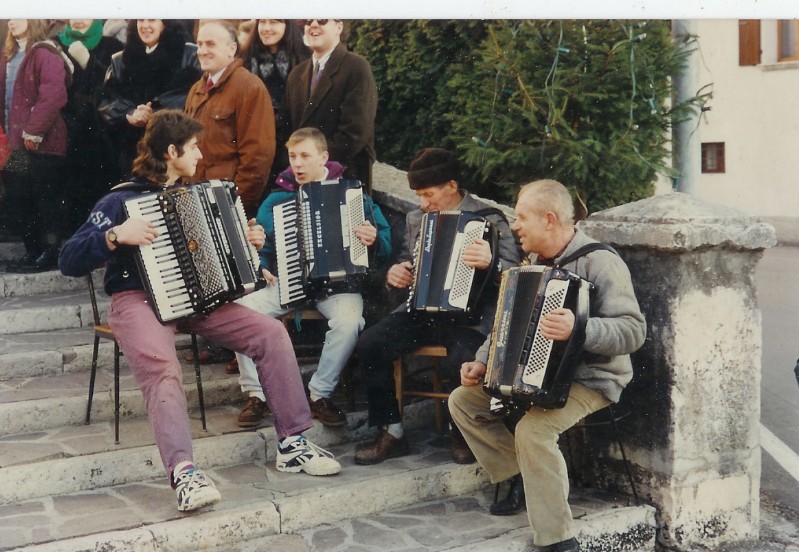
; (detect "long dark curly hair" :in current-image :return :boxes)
[131,109,203,184]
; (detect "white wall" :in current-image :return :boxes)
[690,20,799,218]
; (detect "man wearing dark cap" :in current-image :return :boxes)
[354,148,521,465]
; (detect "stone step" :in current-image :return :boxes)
[0,265,95,298]
[0,422,656,552]
[0,361,242,438]
[0,286,106,336]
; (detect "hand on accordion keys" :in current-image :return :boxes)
[539,308,576,341]
[246,218,266,250]
[387,261,414,289]
[460,361,487,387]
[460,238,493,270]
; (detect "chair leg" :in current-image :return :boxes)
[86,336,101,425]
[191,334,207,431]
[431,362,444,434]
[607,404,639,505]
[393,359,404,418]
[114,342,120,445]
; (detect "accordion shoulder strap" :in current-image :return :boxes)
[556,242,618,268]
[471,207,510,227]
[111,180,164,194]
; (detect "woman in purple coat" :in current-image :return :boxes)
[0,19,71,273]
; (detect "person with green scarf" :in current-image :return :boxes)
[56,19,123,233]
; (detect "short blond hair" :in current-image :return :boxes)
[286,127,327,153]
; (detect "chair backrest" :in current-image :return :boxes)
[86,273,103,327]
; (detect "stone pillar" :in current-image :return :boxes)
[579,192,776,550]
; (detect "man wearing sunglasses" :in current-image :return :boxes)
[279,19,377,194]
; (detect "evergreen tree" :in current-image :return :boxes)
[349,20,700,212]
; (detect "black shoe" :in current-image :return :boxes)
[541,537,580,552]
[13,248,59,273]
[6,251,40,273]
[490,473,525,516]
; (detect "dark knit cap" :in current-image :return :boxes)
[407,148,459,190]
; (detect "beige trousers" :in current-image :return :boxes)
[448,382,610,546]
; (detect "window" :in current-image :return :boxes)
[701,143,725,174]
[778,19,799,61]
[739,20,761,66]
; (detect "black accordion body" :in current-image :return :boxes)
[273,179,369,308]
[406,210,497,324]
[123,180,265,323]
[483,265,593,410]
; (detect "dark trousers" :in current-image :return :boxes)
[356,311,486,427]
[2,150,67,255]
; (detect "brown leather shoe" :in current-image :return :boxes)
[449,424,476,465]
[354,428,410,465]
[237,396,268,428]
[309,397,346,427]
[226,358,239,374]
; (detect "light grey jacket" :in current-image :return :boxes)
[475,228,646,403]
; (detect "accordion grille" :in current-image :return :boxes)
[347,195,367,262]
[173,191,227,298]
[522,279,569,387]
[448,221,486,305]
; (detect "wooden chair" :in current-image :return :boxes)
[278,308,326,362]
[393,345,449,433]
[85,274,207,444]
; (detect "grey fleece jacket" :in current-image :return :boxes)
[475,228,646,403]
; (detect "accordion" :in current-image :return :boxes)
[273,179,369,308]
[483,265,593,410]
[406,210,497,324]
[123,180,265,323]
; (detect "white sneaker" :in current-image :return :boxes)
[173,465,222,512]
[276,436,342,476]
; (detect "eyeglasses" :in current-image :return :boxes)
[304,19,329,26]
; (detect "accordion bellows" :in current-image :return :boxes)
[484,265,593,410]
[123,180,265,322]
[273,179,369,308]
[406,210,497,323]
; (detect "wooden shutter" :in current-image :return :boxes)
[739,20,761,66]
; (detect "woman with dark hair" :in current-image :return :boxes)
[243,19,310,191]
[98,19,201,180]
[243,19,309,119]
[59,109,341,513]
[56,19,123,233]
[1,19,72,273]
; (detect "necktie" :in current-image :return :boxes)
[205,77,214,94]
[310,61,320,93]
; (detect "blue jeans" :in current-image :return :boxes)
[236,282,365,401]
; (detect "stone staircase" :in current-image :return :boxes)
[0,245,657,551]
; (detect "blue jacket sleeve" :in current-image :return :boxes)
[364,196,392,267]
[59,193,126,277]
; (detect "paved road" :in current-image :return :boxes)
[758,246,799,519]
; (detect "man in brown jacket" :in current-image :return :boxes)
[185,19,274,217]
[280,19,377,194]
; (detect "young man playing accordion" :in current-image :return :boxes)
[59,110,340,513]
[449,180,646,552]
